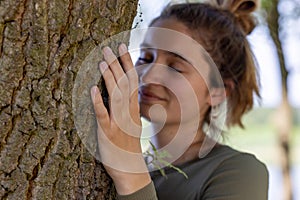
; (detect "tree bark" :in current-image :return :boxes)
[0,0,138,199]
[265,0,293,199]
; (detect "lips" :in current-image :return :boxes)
[139,87,165,102]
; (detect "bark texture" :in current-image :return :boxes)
[0,0,138,199]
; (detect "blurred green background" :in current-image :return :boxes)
[223,107,300,166]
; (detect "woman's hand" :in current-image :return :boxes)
[91,44,151,195]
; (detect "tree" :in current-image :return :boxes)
[262,0,294,199]
[0,0,138,199]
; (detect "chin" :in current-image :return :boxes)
[140,112,161,123]
[141,112,179,126]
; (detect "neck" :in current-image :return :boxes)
[149,120,206,165]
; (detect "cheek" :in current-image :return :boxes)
[167,80,201,116]
[171,75,210,116]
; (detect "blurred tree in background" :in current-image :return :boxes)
[0,0,138,199]
[262,0,300,199]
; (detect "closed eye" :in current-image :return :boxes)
[168,62,183,73]
[169,66,182,73]
[138,57,153,63]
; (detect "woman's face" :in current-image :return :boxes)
[136,18,214,126]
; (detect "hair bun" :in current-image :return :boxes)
[203,0,259,34]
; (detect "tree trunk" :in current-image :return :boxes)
[265,0,293,199]
[0,0,138,199]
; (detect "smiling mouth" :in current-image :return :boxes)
[139,90,165,102]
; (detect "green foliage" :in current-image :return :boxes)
[143,141,188,179]
[261,0,275,10]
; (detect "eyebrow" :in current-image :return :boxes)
[140,42,192,64]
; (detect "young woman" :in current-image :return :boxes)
[91,0,269,199]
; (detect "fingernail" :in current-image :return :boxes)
[99,61,108,74]
[119,43,127,55]
[102,46,113,56]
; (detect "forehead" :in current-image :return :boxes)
[140,21,210,75]
[140,43,190,63]
[151,18,192,36]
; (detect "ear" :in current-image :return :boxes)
[224,79,235,97]
[208,79,235,106]
[207,87,227,106]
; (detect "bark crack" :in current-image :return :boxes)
[40,138,54,169]
[48,0,73,76]
[25,164,38,200]
[51,160,62,199]
[1,183,9,192]
[0,169,18,199]
[0,23,5,58]
[0,0,30,157]
[25,138,54,199]
[0,114,20,159]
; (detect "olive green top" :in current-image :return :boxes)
[118,145,269,200]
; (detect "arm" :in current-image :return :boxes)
[201,153,269,200]
[91,44,156,197]
[117,181,157,200]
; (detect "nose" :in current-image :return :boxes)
[137,62,166,85]
[138,62,165,85]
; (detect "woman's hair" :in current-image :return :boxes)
[150,1,260,128]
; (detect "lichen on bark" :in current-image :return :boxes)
[0,0,138,199]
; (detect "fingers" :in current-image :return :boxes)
[91,86,110,129]
[100,45,141,122]
[101,44,139,106]
[99,61,119,105]
[117,44,140,115]
[118,44,139,100]
[99,61,123,119]
[102,46,129,97]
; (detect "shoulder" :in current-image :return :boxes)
[214,145,268,175]
[201,145,269,200]
[201,144,268,171]
[224,145,268,174]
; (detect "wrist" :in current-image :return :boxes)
[113,172,152,195]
